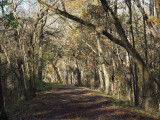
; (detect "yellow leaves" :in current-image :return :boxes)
[81,8,90,19]
[147,16,160,25]
[69,26,81,36]
[47,74,52,78]
[63,0,86,13]
[49,64,54,71]
[71,37,78,47]
[81,8,87,17]
[155,18,160,25]
[68,26,82,47]
[64,0,85,9]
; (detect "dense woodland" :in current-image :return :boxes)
[0,0,160,119]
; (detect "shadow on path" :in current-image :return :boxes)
[14,83,157,120]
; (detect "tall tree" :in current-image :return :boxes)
[38,10,48,82]
[125,0,139,107]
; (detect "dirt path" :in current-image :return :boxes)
[13,83,158,120]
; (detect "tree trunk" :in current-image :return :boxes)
[75,60,81,86]
[98,64,104,90]
[0,59,8,120]
[126,0,139,106]
[143,15,148,64]
[102,64,110,94]
[141,66,158,110]
[111,57,115,95]
[38,43,43,82]
[133,9,140,107]
[126,52,132,101]
[155,0,160,35]
[38,18,47,82]
[93,65,98,89]
[18,59,29,99]
[97,38,109,94]
[52,63,63,83]
[133,63,139,106]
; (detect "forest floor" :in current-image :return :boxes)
[9,83,160,120]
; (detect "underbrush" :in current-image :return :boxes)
[36,79,50,91]
[6,80,51,120]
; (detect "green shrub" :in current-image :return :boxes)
[36,79,49,91]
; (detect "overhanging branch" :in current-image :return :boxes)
[36,0,125,49]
